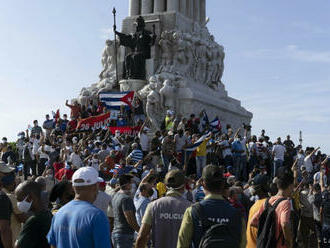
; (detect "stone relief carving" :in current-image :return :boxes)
[156,26,225,90]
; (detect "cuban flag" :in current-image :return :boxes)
[210,118,221,133]
[99,91,135,110]
[184,132,212,152]
[110,164,123,175]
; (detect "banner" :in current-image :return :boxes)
[109,126,141,135]
[76,113,110,131]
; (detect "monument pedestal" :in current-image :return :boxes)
[119,79,147,92]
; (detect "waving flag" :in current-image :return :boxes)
[99,91,134,110]
[184,133,212,152]
[110,164,123,175]
[210,118,221,133]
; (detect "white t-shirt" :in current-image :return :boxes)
[139,133,150,152]
[304,155,313,173]
[93,191,112,216]
[272,144,286,161]
[70,153,83,168]
[174,134,187,152]
[38,145,53,160]
[219,140,232,157]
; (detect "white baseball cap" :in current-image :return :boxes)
[72,167,103,187]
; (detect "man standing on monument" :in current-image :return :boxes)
[115,16,156,80]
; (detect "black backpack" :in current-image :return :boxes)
[256,197,286,248]
[192,203,240,248]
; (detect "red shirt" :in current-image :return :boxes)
[53,162,64,174]
[67,120,77,132]
[55,168,74,181]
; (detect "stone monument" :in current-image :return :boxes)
[77,0,253,131]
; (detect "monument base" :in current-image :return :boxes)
[177,82,252,131]
[119,79,147,92]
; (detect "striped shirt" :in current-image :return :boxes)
[129,149,143,163]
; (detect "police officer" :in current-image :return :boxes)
[135,170,191,248]
[177,165,246,248]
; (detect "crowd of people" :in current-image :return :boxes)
[0,98,329,248]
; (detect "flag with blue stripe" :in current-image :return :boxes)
[210,117,221,133]
[99,91,134,110]
[184,133,212,152]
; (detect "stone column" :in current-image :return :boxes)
[167,0,180,11]
[187,0,194,18]
[180,0,187,16]
[193,0,200,22]
[200,0,206,23]
[141,0,153,14]
[154,0,165,12]
[129,0,140,16]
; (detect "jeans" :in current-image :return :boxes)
[196,156,207,178]
[233,155,243,181]
[112,233,134,248]
[224,155,233,167]
[161,153,171,172]
[273,159,283,177]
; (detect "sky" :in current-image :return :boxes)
[0,0,329,153]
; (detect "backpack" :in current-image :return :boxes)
[192,203,240,248]
[256,197,286,248]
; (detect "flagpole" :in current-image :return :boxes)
[112,7,119,85]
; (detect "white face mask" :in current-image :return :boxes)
[249,187,256,196]
[156,168,162,173]
[17,196,32,213]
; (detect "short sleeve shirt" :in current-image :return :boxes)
[47,200,110,248]
[250,196,291,248]
[112,192,136,235]
[17,210,52,248]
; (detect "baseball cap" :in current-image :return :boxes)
[202,165,224,184]
[72,167,103,187]
[164,169,185,189]
[251,174,268,186]
[0,161,15,173]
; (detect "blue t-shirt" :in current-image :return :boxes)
[47,200,111,248]
[232,140,243,156]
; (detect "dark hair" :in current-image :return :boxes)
[277,170,294,190]
[269,183,278,196]
[20,180,42,199]
[119,174,133,187]
[139,183,149,193]
[204,180,224,193]
[49,181,71,202]
[147,175,157,184]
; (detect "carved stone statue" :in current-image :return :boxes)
[99,40,117,80]
[159,79,176,110]
[159,31,174,73]
[115,16,156,80]
[146,84,163,130]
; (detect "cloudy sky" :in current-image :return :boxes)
[0,0,329,152]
